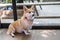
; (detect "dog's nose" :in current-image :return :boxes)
[32,14,34,16]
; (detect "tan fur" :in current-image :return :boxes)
[7,5,34,36]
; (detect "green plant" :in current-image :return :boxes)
[37,0,40,2]
[6,0,12,3]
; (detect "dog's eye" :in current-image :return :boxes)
[29,12,31,13]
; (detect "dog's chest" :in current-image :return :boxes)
[24,20,32,29]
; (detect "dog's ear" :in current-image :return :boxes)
[23,6,28,11]
[31,5,34,9]
[23,6,28,14]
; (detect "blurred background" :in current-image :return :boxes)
[0,0,60,28]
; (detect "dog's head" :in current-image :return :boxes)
[23,5,35,21]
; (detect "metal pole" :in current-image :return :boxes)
[12,0,17,21]
[0,19,1,28]
[0,14,1,28]
[34,6,39,16]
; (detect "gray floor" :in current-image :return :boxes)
[0,29,60,40]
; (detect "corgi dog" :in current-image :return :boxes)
[7,5,35,37]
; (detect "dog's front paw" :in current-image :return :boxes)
[25,32,30,35]
[23,30,30,35]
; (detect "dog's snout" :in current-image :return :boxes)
[32,14,34,16]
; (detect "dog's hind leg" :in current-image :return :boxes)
[10,27,15,37]
[7,25,15,37]
[10,31,15,37]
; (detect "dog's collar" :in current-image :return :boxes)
[25,17,28,20]
[25,17,29,21]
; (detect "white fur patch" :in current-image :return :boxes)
[24,19,32,29]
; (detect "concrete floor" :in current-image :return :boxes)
[0,29,60,40]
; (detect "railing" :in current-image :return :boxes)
[0,2,60,18]
[0,2,60,7]
[35,16,60,18]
